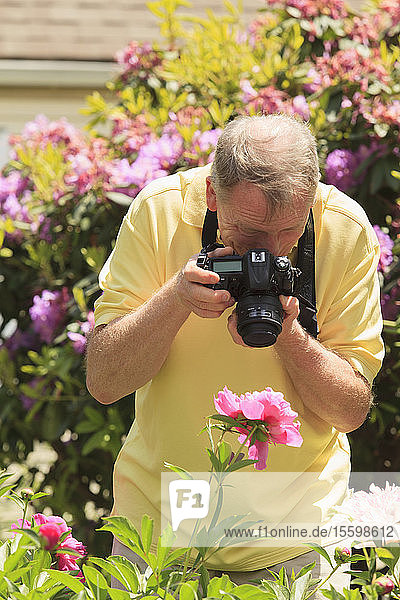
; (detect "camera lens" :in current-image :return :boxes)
[236,294,283,347]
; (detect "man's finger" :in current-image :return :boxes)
[227,311,247,347]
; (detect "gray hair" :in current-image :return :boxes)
[210,114,320,211]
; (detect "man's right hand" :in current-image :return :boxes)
[174,246,236,318]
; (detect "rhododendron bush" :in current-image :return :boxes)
[0,0,399,557]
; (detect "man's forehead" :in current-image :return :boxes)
[222,181,308,224]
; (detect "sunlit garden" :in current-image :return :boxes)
[0,0,399,596]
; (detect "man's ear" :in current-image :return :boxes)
[206,177,217,212]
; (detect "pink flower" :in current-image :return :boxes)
[334,546,351,564]
[374,575,395,595]
[11,512,86,581]
[331,482,400,528]
[39,522,63,550]
[214,386,302,470]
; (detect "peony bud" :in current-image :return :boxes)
[20,488,34,500]
[374,576,394,595]
[39,522,62,551]
[334,546,351,564]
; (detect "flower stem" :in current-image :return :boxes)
[230,424,258,465]
[304,564,340,599]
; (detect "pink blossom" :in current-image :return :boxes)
[39,522,64,550]
[68,312,95,354]
[291,95,310,120]
[115,41,162,81]
[373,225,394,272]
[331,482,400,527]
[240,79,258,103]
[29,288,70,344]
[12,512,86,581]
[214,386,302,470]
[67,332,87,354]
[374,575,395,595]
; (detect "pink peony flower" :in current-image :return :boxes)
[331,482,400,529]
[374,575,395,595]
[214,386,302,470]
[39,522,64,550]
[11,512,86,581]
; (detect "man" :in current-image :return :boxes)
[86,114,384,589]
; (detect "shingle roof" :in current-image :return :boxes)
[0,0,265,60]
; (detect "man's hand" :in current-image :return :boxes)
[227,294,300,347]
[175,247,236,318]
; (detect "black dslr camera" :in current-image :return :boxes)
[196,249,301,347]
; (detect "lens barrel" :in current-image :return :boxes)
[236,294,283,347]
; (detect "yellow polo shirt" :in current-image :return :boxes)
[94,165,384,570]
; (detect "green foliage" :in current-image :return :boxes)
[0,0,399,563]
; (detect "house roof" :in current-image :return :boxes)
[0,0,265,61]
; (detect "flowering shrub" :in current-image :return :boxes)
[0,0,399,557]
[2,428,400,599]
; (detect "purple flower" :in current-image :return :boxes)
[304,67,323,94]
[194,129,221,153]
[109,133,183,193]
[240,79,258,103]
[67,332,87,354]
[325,149,359,191]
[67,311,95,354]
[4,328,38,358]
[291,95,310,120]
[0,171,28,201]
[373,225,394,273]
[29,288,69,344]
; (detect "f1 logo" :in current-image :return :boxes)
[169,480,210,531]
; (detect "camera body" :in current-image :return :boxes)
[196,249,301,347]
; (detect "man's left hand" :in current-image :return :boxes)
[227,295,300,347]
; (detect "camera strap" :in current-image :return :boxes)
[200,208,319,338]
[201,209,223,252]
[296,211,319,338]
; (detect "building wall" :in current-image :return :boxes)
[0,0,365,162]
[0,0,264,60]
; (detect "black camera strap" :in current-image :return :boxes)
[200,208,319,338]
[296,211,319,338]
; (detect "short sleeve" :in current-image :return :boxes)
[93,193,163,327]
[318,237,385,387]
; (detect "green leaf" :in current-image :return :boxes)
[94,555,140,592]
[44,570,85,593]
[226,459,257,472]
[97,516,144,554]
[82,564,109,598]
[290,571,312,600]
[217,441,232,466]
[207,448,222,472]
[209,414,242,428]
[229,583,272,599]
[141,514,154,554]
[164,462,194,479]
[156,523,175,569]
[306,542,333,568]
[207,573,235,596]
[179,580,199,600]
[88,556,137,592]
[108,588,136,600]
